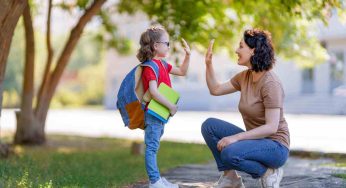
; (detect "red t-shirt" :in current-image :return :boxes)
[142,59,172,92]
[142,59,172,107]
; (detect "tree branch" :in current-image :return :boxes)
[35,0,106,116]
[36,0,53,112]
[21,3,35,115]
[0,0,27,115]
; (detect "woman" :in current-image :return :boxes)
[201,29,290,188]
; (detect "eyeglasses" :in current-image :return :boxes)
[156,41,170,47]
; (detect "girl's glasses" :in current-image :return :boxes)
[156,41,170,47]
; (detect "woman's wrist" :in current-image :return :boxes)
[234,133,244,141]
[206,61,213,66]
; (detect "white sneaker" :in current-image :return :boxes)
[214,175,245,188]
[149,178,167,188]
[260,168,284,188]
[162,177,179,188]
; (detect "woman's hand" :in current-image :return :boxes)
[205,39,215,65]
[181,38,191,56]
[217,135,239,151]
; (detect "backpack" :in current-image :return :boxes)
[116,60,169,130]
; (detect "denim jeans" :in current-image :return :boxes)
[144,111,165,184]
[201,118,289,179]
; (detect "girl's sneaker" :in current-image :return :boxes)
[149,178,167,188]
[162,177,179,188]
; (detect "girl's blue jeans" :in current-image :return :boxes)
[144,112,165,184]
[201,118,289,179]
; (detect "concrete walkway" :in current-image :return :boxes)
[129,156,346,188]
[1,109,346,153]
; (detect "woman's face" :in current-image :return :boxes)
[235,39,254,68]
[154,33,170,58]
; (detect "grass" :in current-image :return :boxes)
[332,159,346,180]
[319,155,346,180]
[0,135,212,187]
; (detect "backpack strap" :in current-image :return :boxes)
[141,60,160,82]
[161,59,169,71]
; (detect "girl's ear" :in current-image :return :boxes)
[153,42,158,51]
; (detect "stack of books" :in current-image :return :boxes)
[147,83,180,123]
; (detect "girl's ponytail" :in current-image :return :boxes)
[137,26,167,62]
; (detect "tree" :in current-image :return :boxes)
[118,0,346,66]
[14,0,107,144]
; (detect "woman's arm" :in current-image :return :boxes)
[217,108,280,151]
[170,39,190,76]
[148,80,177,116]
[205,40,237,96]
[236,108,280,140]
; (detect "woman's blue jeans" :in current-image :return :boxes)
[144,112,165,184]
[201,118,289,179]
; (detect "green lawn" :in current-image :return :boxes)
[333,160,346,180]
[0,135,212,187]
[326,157,346,180]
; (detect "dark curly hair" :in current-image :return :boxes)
[243,29,275,72]
[137,25,168,62]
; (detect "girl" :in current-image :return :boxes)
[137,26,191,188]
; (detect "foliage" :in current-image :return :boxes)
[118,0,346,66]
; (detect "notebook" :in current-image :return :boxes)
[147,83,180,123]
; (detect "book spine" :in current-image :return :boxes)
[147,109,169,123]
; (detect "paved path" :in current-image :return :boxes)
[129,157,346,188]
[1,109,346,153]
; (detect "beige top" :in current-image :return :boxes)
[231,69,290,149]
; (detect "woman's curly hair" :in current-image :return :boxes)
[137,26,167,62]
[243,29,275,72]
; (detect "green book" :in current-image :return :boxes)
[147,83,180,123]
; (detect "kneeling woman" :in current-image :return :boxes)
[201,29,290,188]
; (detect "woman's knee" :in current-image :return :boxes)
[201,118,219,134]
[220,148,243,168]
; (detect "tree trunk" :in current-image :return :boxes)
[14,4,42,144]
[15,111,44,144]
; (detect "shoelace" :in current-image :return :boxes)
[215,175,224,186]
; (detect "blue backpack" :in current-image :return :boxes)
[116,60,169,130]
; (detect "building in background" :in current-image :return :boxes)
[105,13,346,115]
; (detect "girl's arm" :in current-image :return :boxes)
[170,39,190,76]
[205,40,237,96]
[148,80,177,116]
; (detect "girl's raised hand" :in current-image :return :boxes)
[181,38,191,56]
[205,39,214,65]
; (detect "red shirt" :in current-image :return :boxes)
[142,59,172,93]
[142,59,172,108]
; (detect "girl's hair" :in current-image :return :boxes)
[137,26,168,62]
[243,29,275,72]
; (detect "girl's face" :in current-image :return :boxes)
[235,39,254,68]
[154,33,170,58]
